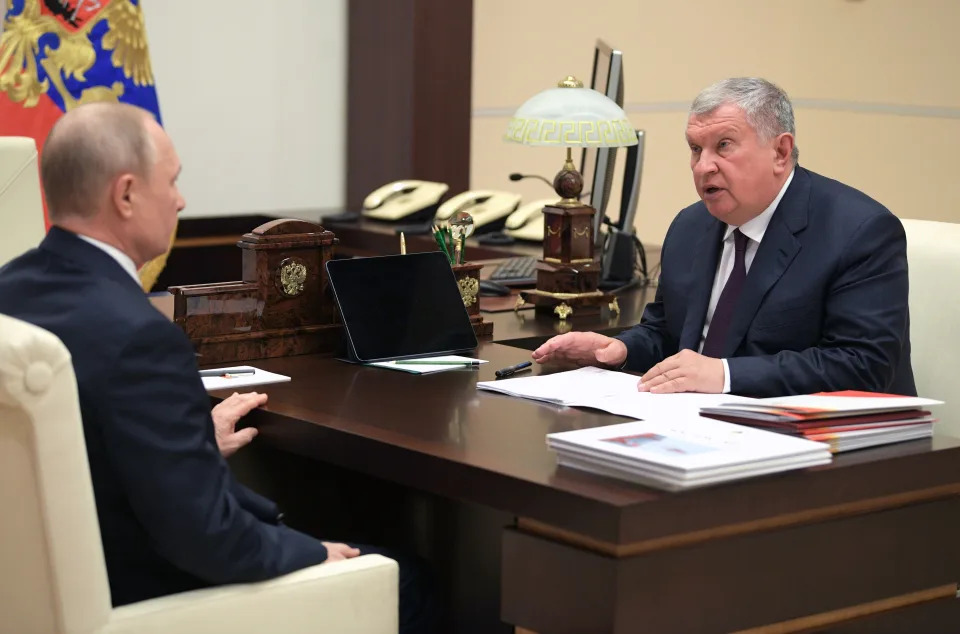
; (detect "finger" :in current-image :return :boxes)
[232,426,259,446]
[651,376,687,394]
[641,368,677,390]
[345,547,361,558]
[532,335,566,359]
[595,340,626,366]
[640,357,682,383]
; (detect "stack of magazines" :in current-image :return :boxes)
[546,416,833,491]
[699,391,941,453]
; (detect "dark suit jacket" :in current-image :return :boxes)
[616,167,915,397]
[0,228,328,606]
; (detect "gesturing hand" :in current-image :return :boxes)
[638,349,725,394]
[531,332,628,368]
[322,542,361,562]
[211,391,268,457]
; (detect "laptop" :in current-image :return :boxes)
[326,251,478,363]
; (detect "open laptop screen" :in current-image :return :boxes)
[326,251,478,362]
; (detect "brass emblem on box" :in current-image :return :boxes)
[458,277,479,307]
[277,258,308,297]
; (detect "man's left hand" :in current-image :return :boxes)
[638,350,725,394]
[211,391,268,457]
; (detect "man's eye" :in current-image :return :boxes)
[718,140,730,150]
[690,146,701,154]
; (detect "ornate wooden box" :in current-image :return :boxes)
[169,219,343,364]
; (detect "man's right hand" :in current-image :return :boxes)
[532,332,628,368]
[322,542,361,562]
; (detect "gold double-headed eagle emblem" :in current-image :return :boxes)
[0,0,155,110]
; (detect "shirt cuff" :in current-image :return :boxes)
[721,358,731,394]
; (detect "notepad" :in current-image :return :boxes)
[367,355,488,374]
[200,366,291,392]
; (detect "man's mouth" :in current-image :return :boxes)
[703,185,723,196]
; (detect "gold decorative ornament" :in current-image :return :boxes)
[277,258,308,297]
[458,276,479,307]
[514,294,527,312]
[608,297,620,315]
[554,302,573,320]
[573,226,590,238]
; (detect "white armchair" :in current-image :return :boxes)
[0,313,399,633]
[0,136,46,267]
[902,218,960,438]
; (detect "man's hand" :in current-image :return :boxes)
[211,391,268,457]
[639,349,725,394]
[532,332,628,367]
[322,542,361,562]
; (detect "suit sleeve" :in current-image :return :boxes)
[101,320,328,584]
[613,220,679,371]
[727,212,909,396]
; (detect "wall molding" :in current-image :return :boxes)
[474,99,960,120]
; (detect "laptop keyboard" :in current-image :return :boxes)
[489,256,537,286]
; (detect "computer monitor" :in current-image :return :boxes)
[581,39,624,248]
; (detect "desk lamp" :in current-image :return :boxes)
[504,76,636,319]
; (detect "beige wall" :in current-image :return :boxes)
[472,0,960,246]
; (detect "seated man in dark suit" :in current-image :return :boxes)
[533,77,915,397]
[0,103,434,633]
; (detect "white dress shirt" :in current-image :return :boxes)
[700,169,795,393]
[78,234,141,285]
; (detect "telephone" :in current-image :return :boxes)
[362,180,449,223]
[435,190,521,233]
[502,198,555,242]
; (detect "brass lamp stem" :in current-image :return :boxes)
[564,146,575,171]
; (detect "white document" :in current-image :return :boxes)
[200,366,291,392]
[478,366,759,419]
[757,394,943,412]
[368,355,488,374]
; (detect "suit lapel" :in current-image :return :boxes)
[678,217,725,351]
[723,168,811,356]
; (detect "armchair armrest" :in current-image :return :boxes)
[103,554,398,634]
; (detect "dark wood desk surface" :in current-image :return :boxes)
[223,305,960,633]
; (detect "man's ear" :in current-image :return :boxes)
[773,133,794,173]
[111,174,136,219]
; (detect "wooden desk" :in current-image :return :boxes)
[223,308,960,633]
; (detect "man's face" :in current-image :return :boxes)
[130,121,185,266]
[685,103,789,226]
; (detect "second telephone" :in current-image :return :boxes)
[435,190,521,233]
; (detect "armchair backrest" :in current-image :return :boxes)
[0,136,46,268]
[901,218,960,437]
[0,313,111,633]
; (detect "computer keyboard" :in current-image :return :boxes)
[488,256,537,286]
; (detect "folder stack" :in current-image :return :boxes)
[699,391,942,453]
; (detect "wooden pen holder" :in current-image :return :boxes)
[452,262,493,337]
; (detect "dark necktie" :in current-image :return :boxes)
[701,229,748,358]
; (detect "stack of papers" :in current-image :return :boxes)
[200,366,291,392]
[700,392,942,453]
[367,355,488,374]
[547,417,832,491]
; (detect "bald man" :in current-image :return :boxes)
[0,104,435,633]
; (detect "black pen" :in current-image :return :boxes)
[495,361,533,378]
[199,368,256,377]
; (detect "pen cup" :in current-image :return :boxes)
[452,263,483,318]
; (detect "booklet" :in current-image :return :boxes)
[701,392,943,422]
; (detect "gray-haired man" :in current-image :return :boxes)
[533,77,915,398]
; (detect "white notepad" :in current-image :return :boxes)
[200,366,291,392]
[367,355,488,374]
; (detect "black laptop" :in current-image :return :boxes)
[326,251,478,363]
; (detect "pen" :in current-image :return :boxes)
[400,231,406,255]
[397,360,481,366]
[199,368,256,377]
[495,361,533,378]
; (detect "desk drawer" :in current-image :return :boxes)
[502,497,960,634]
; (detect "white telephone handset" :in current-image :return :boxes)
[435,190,522,231]
[362,180,449,222]
[503,198,555,241]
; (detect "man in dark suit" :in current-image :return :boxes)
[533,78,914,397]
[0,103,434,632]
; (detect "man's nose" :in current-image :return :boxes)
[693,151,718,176]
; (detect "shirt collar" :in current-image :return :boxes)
[723,168,795,244]
[77,234,141,285]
